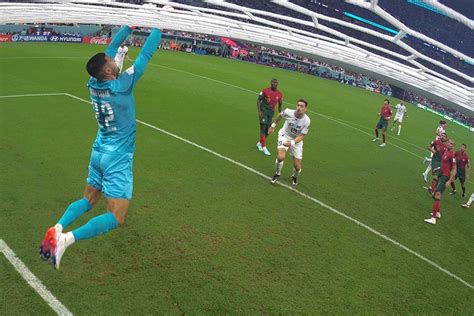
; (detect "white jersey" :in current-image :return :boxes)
[395,104,407,117]
[279,109,311,140]
[115,46,128,63]
[435,125,445,140]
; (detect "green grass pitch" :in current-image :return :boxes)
[0,43,473,314]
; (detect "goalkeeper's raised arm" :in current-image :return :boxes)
[105,26,133,59]
[132,28,162,80]
[116,28,162,91]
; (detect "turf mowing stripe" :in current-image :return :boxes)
[319,114,427,152]
[0,239,73,316]
[150,63,433,159]
[0,91,472,289]
[152,64,474,185]
[316,112,424,159]
[62,92,474,290]
[0,56,444,161]
[134,119,474,291]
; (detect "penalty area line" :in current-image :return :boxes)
[0,93,67,99]
[0,92,472,290]
[0,239,73,316]
[64,92,473,291]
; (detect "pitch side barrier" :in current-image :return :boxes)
[0,34,111,44]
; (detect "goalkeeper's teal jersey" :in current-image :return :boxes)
[87,26,161,154]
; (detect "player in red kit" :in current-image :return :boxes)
[256,79,283,156]
[426,133,448,196]
[373,99,392,147]
[450,143,470,197]
[425,139,456,225]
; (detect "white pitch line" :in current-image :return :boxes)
[0,56,452,159]
[1,92,473,288]
[315,112,425,159]
[64,92,473,290]
[150,63,434,159]
[64,93,88,103]
[155,64,472,185]
[320,114,427,152]
[0,93,66,99]
[0,239,73,316]
[0,56,87,60]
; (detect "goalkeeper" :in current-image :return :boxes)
[39,26,162,269]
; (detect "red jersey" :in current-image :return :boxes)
[260,87,283,112]
[431,139,446,160]
[380,105,392,121]
[455,150,470,169]
[440,150,456,177]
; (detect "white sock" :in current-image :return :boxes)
[292,168,301,178]
[54,224,63,234]
[275,159,284,175]
[64,232,75,248]
[423,164,432,176]
[398,125,401,134]
[468,193,474,206]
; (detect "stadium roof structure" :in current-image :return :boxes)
[1,0,473,114]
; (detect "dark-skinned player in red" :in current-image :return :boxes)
[425,139,456,225]
[426,133,448,196]
[450,143,470,197]
[373,99,392,147]
[256,78,283,156]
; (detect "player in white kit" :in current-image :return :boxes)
[461,193,474,208]
[422,120,447,182]
[114,43,131,72]
[267,99,311,185]
[391,102,407,135]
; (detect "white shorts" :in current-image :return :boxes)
[277,131,303,160]
[115,58,124,72]
[394,114,404,123]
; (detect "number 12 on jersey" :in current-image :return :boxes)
[92,100,115,130]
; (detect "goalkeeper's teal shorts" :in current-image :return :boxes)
[86,150,134,200]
